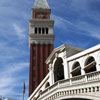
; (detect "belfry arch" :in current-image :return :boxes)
[54,57,64,82]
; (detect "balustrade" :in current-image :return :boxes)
[44,86,100,100]
[30,71,100,100]
[87,71,100,81]
[71,75,85,84]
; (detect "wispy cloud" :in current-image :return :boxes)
[0,41,27,63]
[0,39,29,100]
[51,14,73,29]
[0,0,100,100]
[74,21,100,39]
[50,0,100,41]
[52,14,100,40]
[13,23,26,39]
[0,62,29,99]
[60,39,90,49]
[0,0,30,99]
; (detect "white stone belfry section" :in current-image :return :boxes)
[28,44,100,100]
[28,0,54,46]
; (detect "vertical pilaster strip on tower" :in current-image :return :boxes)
[43,44,46,77]
[45,44,49,76]
[35,44,38,89]
[29,44,33,96]
[38,44,40,84]
[32,44,35,90]
[40,44,44,82]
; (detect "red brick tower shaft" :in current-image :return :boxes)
[29,0,54,96]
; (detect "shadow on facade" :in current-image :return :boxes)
[54,57,64,82]
[84,56,96,73]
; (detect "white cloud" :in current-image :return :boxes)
[52,14,100,40]
[0,41,27,62]
[51,14,73,29]
[61,39,89,49]
[0,0,29,99]
[13,23,26,39]
[0,78,14,88]
[5,62,29,74]
[74,21,100,40]
[0,62,29,99]
[91,33,100,39]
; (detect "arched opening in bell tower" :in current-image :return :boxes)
[46,28,48,34]
[54,57,64,82]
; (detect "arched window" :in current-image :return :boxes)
[45,82,50,88]
[84,56,96,73]
[54,58,64,82]
[35,27,37,34]
[39,28,41,34]
[71,62,81,77]
[46,28,48,34]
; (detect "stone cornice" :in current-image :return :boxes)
[29,19,54,26]
[30,40,54,45]
[29,34,54,47]
[31,8,51,13]
[29,34,54,39]
[67,44,100,62]
[29,19,54,22]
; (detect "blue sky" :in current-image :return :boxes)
[0,0,100,100]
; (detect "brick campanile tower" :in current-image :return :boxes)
[29,0,54,96]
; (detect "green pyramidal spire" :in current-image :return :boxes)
[34,0,49,9]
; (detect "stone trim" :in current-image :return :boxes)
[45,86,100,100]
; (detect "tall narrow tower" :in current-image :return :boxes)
[29,0,54,96]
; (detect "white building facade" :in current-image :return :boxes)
[28,44,100,100]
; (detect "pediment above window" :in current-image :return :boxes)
[45,44,83,64]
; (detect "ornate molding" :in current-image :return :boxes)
[49,64,53,71]
[30,40,54,44]
[63,51,67,59]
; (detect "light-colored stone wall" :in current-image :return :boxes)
[67,45,100,78]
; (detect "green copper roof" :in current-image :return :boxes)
[34,0,49,8]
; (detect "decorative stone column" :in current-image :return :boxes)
[95,51,100,71]
[63,51,69,79]
[49,63,54,85]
